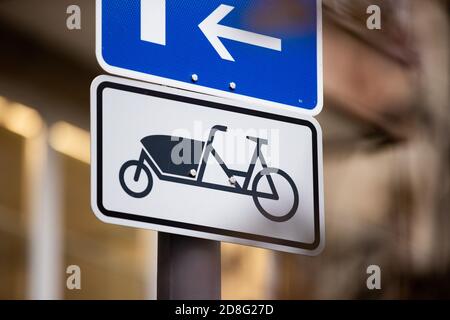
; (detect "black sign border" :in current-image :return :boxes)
[96,81,321,250]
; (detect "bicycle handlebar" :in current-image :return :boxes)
[212,125,228,132]
[206,125,228,144]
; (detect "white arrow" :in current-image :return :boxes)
[199,5,282,62]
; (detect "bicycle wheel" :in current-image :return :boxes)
[252,168,299,222]
[119,160,153,198]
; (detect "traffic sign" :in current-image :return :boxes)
[91,75,324,255]
[96,0,323,115]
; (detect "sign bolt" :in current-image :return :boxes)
[189,169,197,177]
[229,176,237,185]
[229,82,236,90]
[191,74,199,82]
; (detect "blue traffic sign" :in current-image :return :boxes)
[96,0,323,115]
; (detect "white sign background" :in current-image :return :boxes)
[91,76,324,255]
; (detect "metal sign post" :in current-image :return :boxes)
[157,233,221,300]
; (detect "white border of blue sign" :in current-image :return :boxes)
[95,0,324,117]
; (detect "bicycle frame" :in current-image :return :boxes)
[137,126,279,200]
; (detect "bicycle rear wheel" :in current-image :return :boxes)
[252,168,299,222]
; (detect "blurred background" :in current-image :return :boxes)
[0,0,448,299]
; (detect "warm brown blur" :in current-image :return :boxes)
[0,0,448,299]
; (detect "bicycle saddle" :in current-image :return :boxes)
[246,136,268,145]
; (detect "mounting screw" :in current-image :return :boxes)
[191,74,199,82]
[229,82,236,90]
[229,176,237,185]
[189,169,197,177]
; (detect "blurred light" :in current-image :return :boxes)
[49,122,90,164]
[0,96,9,119]
[0,101,43,138]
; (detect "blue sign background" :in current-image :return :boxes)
[100,0,320,112]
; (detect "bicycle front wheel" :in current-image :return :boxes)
[119,160,153,198]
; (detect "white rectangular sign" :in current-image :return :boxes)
[91,76,324,255]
